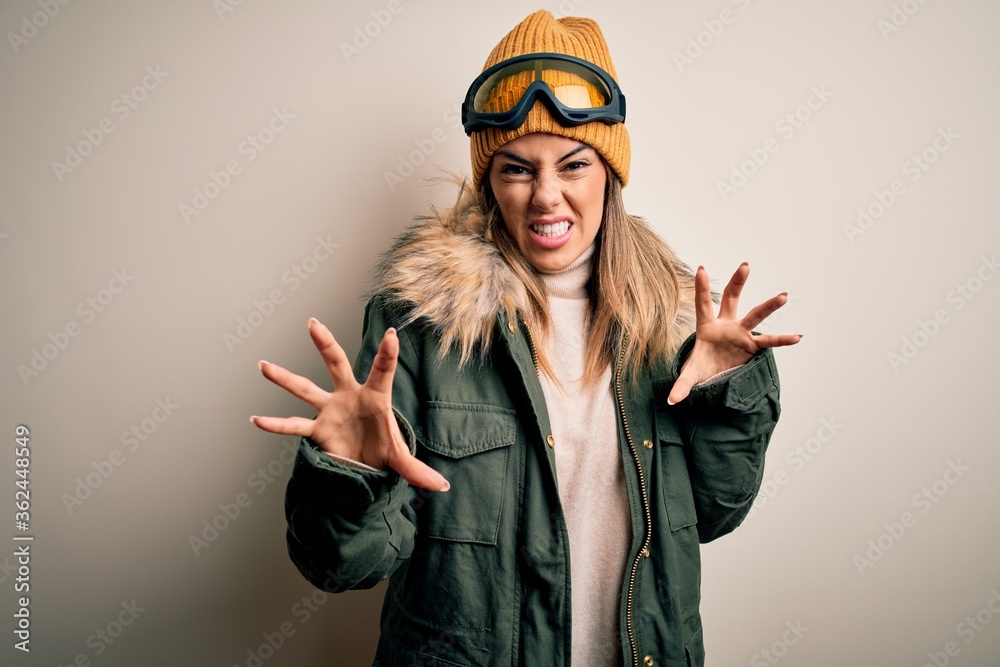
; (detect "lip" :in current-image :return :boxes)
[530,216,571,226]
[527,217,574,249]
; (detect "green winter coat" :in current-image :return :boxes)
[285,294,780,667]
[283,190,781,666]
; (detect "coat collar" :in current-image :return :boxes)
[371,181,528,364]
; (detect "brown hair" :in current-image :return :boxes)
[482,170,699,386]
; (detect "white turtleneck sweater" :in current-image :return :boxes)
[537,243,629,666]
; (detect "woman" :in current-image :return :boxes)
[251,10,801,666]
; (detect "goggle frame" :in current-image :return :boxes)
[462,52,626,136]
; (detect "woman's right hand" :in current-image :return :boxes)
[251,317,450,493]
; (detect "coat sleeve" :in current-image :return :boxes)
[658,331,781,544]
[283,296,420,592]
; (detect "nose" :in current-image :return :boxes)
[531,171,562,211]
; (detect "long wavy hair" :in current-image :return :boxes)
[481,167,700,387]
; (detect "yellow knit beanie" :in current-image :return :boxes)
[470,10,631,189]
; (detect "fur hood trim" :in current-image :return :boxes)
[370,180,701,368]
[370,182,526,364]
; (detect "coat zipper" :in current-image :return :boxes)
[524,319,648,665]
[522,321,540,374]
[616,334,651,667]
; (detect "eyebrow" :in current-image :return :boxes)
[494,144,592,167]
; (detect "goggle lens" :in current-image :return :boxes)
[472,58,613,114]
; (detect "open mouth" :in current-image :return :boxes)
[529,221,571,237]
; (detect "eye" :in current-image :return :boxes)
[562,160,590,171]
[499,163,533,179]
[500,164,527,174]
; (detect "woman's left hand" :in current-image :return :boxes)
[668,262,802,405]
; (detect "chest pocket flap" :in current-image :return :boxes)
[415,402,516,544]
[419,402,516,458]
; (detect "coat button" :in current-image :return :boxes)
[644,656,654,666]
[546,434,555,448]
[640,546,650,559]
[507,320,517,334]
[643,438,653,450]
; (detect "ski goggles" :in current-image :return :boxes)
[462,52,626,135]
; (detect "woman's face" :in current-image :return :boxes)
[488,133,607,273]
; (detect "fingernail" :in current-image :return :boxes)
[257,360,268,370]
[667,398,676,406]
[440,480,451,492]
[308,317,319,329]
[249,415,258,424]
[387,327,396,336]
[797,333,805,339]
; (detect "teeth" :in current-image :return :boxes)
[531,221,570,237]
